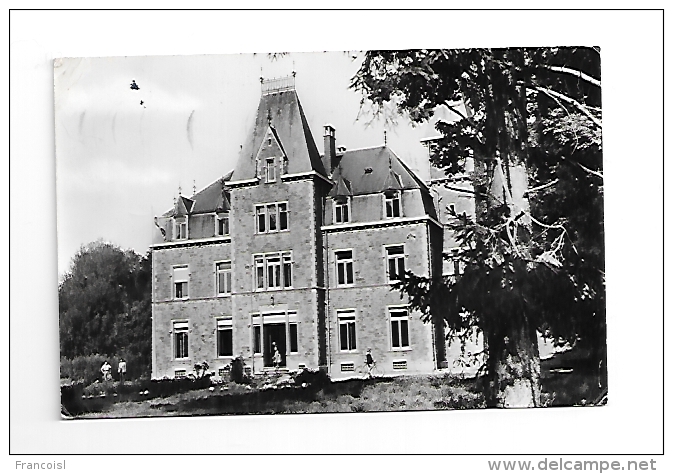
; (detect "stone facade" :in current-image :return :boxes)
[151,78,453,380]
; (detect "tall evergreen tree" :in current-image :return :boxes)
[351,48,604,407]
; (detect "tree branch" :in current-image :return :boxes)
[565,158,604,180]
[443,100,470,122]
[543,65,601,88]
[534,86,602,128]
[523,179,559,196]
[442,184,479,195]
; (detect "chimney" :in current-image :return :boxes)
[323,124,336,174]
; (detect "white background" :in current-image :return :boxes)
[7,5,667,472]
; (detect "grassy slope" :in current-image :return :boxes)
[71,350,605,419]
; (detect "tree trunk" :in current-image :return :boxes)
[483,313,541,408]
[478,56,542,408]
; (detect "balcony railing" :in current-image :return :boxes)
[261,75,296,95]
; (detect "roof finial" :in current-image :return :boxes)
[384,130,387,146]
[267,108,272,126]
[178,185,182,196]
[292,61,296,77]
[193,180,196,196]
[260,67,264,84]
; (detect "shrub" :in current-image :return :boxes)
[194,361,210,379]
[60,353,150,386]
[229,357,251,385]
[294,368,330,389]
[60,354,110,386]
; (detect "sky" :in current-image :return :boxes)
[54,51,451,277]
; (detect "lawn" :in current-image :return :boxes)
[63,350,606,419]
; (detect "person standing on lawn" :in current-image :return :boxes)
[118,358,127,384]
[100,361,112,381]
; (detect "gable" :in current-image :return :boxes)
[234,90,327,180]
[257,127,286,160]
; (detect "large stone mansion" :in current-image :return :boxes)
[150,76,473,379]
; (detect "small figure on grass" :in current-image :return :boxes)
[101,360,112,382]
[118,358,127,384]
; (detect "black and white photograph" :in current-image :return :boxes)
[55,48,607,419]
[9,7,666,461]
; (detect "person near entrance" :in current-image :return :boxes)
[272,342,282,370]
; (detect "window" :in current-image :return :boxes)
[255,255,265,290]
[254,251,293,291]
[283,253,292,288]
[174,369,187,378]
[175,219,188,239]
[447,248,463,277]
[334,197,350,224]
[335,250,354,287]
[268,203,277,232]
[289,323,298,353]
[253,325,262,354]
[266,158,276,182]
[267,254,281,289]
[256,202,289,233]
[216,261,232,296]
[217,319,233,357]
[337,310,357,352]
[216,214,230,236]
[173,322,189,359]
[256,206,266,233]
[279,203,288,230]
[385,192,401,218]
[340,362,355,372]
[392,360,408,370]
[390,308,410,350]
[173,265,189,299]
[386,245,406,282]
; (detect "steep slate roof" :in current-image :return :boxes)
[329,146,437,219]
[234,90,327,180]
[382,167,403,192]
[329,173,353,197]
[171,196,193,217]
[331,145,429,196]
[162,172,233,217]
[189,178,231,214]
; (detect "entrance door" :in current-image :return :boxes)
[264,323,286,367]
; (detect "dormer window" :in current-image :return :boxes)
[334,196,350,224]
[174,219,188,240]
[216,213,230,236]
[384,191,401,218]
[266,158,276,183]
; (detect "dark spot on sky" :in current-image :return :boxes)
[78,111,86,136]
[187,110,195,149]
[111,112,117,143]
[130,79,140,91]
